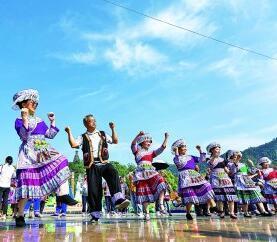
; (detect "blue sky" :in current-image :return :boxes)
[1,0,277,165]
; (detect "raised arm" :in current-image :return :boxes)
[131,131,144,154]
[195,145,206,162]
[15,112,34,141]
[44,112,59,139]
[153,132,169,157]
[109,122,118,144]
[65,126,80,148]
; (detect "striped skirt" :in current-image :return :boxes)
[213,187,238,202]
[263,193,277,205]
[180,183,215,205]
[237,190,265,204]
[136,174,166,204]
[263,183,277,205]
[16,155,71,201]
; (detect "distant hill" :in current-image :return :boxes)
[241,138,277,165]
[168,138,277,176]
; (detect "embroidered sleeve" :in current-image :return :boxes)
[14,118,34,141]
[45,125,59,139]
[131,142,138,155]
[173,155,186,169]
[248,166,258,175]
[153,146,165,157]
[227,163,237,176]
[191,153,206,163]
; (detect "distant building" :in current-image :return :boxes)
[73,150,80,163]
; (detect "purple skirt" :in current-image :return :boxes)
[180,182,214,205]
[16,155,70,200]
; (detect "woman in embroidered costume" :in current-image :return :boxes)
[258,157,277,212]
[12,89,77,227]
[227,151,271,217]
[171,139,216,220]
[131,131,168,220]
[206,142,238,219]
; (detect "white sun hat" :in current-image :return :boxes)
[137,133,152,144]
[171,139,187,154]
[12,89,39,110]
[257,157,272,166]
[206,142,221,154]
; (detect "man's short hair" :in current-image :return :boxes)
[5,156,13,163]
[83,114,95,126]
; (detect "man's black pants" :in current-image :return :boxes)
[0,187,10,215]
[86,163,121,212]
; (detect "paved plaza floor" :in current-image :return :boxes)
[0,214,276,241]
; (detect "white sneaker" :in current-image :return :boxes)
[156,211,161,216]
[138,213,144,218]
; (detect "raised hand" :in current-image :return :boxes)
[139,131,144,136]
[165,132,169,139]
[196,145,202,152]
[109,122,115,129]
[65,126,71,134]
[47,112,55,122]
[21,108,29,121]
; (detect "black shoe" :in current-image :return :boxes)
[218,211,225,219]
[261,212,272,217]
[244,213,252,218]
[58,195,78,206]
[203,212,211,217]
[90,215,99,223]
[186,213,193,220]
[210,206,217,213]
[15,216,26,227]
[230,214,237,219]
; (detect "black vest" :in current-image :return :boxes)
[81,131,109,168]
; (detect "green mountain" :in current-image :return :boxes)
[241,138,277,165]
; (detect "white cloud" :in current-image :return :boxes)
[50,47,95,65]
[224,0,270,21]
[52,0,217,74]
[104,39,167,73]
[120,0,217,47]
[208,47,277,87]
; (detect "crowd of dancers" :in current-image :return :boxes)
[0,88,276,227]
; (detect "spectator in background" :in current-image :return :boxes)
[102,179,115,217]
[0,156,16,220]
[120,176,129,214]
[81,175,89,215]
[127,172,143,216]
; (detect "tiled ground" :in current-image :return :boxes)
[0,214,276,241]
